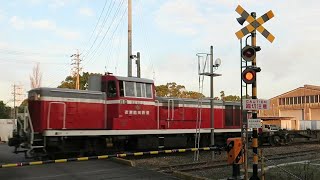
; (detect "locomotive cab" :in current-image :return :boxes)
[89,73,157,130]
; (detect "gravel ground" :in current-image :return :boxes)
[128,144,320,180]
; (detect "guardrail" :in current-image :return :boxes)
[1,146,222,168]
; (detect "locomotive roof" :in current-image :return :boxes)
[112,75,154,84]
[29,87,105,99]
[156,96,241,106]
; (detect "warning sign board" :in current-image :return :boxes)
[243,99,270,110]
[248,119,262,129]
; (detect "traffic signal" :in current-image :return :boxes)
[241,45,260,61]
[242,68,256,84]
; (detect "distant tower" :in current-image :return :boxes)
[71,50,82,90]
[12,84,24,119]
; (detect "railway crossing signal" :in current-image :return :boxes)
[235,4,275,180]
[235,5,275,43]
[226,138,243,179]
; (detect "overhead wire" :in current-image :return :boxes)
[82,0,116,59]
[79,0,109,54]
[104,10,127,74]
[82,0,126,68]
[136,0,155,78]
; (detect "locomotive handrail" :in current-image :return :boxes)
[167,99,175,128]
[155,100,160,129]
[47,102,67,129]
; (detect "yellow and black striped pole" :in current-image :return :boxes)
[250,12,260,180]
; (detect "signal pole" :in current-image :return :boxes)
[250,12,259,180]
[71,50,82,90]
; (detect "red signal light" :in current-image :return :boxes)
[242,68,256,84]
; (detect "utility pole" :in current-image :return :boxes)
[209,46,215,159]
[128,0,133,77]
[12,84,24,119]
[71,50,82,90]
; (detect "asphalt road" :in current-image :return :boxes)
[0,143,177,180]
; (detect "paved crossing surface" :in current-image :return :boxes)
[0,144,177,180]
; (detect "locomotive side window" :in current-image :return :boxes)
[119,81,124,97]
[125,81,135,97]
[146,84,152,98]
[225,105,234,126]
[107,81,117,98]
[136,83,142,97]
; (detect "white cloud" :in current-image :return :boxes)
[8,16,80,40]
[79,7,94,17]
[30,19,56,30]
[9,16,25,30]
[154,0,207,35]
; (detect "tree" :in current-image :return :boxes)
[30,63,42,89]
[155,82,204,99]
[0,101,11,119]
[224,95,241,101]
[58,72,96,90]
[220,91,225,100]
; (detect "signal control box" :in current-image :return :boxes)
[226,137,243,165]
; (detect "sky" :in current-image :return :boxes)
[0,0,319,106]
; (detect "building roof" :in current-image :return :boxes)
[259,116,295,121]
[271,84,320,99]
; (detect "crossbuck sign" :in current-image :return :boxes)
[243,99,270,110]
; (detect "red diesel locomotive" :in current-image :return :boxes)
[9,73,241,158]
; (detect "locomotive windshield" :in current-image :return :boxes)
[119,80,152,98]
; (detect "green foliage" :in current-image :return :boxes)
[0,101,11,119]
[220,90,241,101]
[155,82,204,99]
[58,72,100,90]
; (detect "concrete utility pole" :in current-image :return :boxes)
[71,50,82,90]
[128,0,133,77]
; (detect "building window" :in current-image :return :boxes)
[316,95,319,103]
[311,95,315,103]
[306,96,309,103]
[298,96,302,104]
[278,98,282,105]
[290,97,294,105]
[302,96,305,104]
[294,97,298,104]
[282,98,285,105]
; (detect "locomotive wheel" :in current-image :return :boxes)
[269,135,280,146]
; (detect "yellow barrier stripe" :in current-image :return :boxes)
[2,164,18,168]
[203,147,210,150]
[267,34,275,43]
[118,154,127,157]
[178,149,186,152]
[191,148,198,151]
[267,10,274,19]
[29,161,43,165]
[77,157,89,161]
[150,151,159,155]
[165,150,172,153]
[98,155,108,159]
[134,152,143,156]
[55,159,67,163]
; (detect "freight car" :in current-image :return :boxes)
[9,73,242,158]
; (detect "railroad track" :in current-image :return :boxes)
[155,160,228,173]
[153,148,320,173]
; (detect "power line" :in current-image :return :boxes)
[83,0,126,68]
[80,0,109,54]
[71,50,82,90]
[82,0,116,59]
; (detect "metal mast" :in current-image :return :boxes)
[128,0,133,77]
